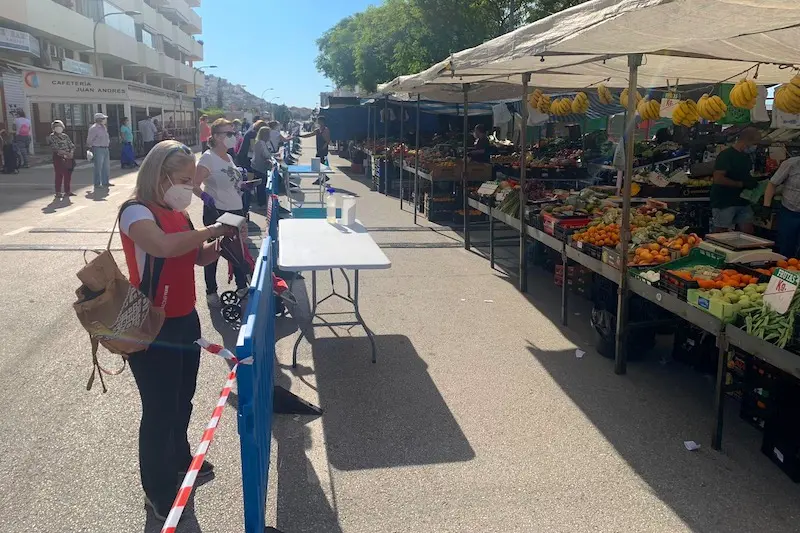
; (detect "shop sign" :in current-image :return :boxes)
[61,58,94,77]
[23,70,128,103]
[764,268,799,314]
[0,27,40,58]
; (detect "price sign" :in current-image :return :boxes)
[495,190,510,203]
[477,181,499,196]
[763,268,800,314]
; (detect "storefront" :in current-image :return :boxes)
[2,65,196,158]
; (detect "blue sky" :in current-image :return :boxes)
[196,0,375,108]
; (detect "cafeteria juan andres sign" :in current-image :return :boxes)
[23,71,128,101]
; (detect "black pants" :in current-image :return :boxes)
[144,140,156,153]
[202,205,248,294]
[129,310,201,507]
[201,141,209,152]
[316,151,328,165]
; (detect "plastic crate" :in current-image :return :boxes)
[570,238,603,260]
[658,248,727,301]
[554,224,578,242]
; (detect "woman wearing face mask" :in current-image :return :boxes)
[118,140,234,522]
[47,120,75,199]
[194,118,248,307]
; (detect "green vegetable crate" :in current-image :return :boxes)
[659,248,727,300]
[687,289,739,322]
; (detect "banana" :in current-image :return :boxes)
[731,79,757,109]
[537,94,551,113]
[571,92,589,114]
[597,85,613,105]
[672,99,699,127]
[620,88,642,109]
[528,88,543,108]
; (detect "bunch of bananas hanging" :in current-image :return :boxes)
[672,99,700,127]
[637,98,661,121]
[697,94,727,121]
[620,88,642,109]
[537,93,552,113]
[551,97,573,116]
[571,92,590,114]
[527,88,544,109]
[774,76,800,115]
[729,79,758,109]
[597,84,614,105]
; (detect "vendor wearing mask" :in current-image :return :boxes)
[764,156,800,257]
[468,124,491,163]
[711,127,761,233]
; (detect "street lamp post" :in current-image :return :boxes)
[92,10,141,78]
[260,88,274,116]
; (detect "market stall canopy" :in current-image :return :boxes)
[360,96,497,115]
[388,0,800,90]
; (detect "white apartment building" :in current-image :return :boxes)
[0,0,205,155]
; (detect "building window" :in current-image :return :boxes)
[64,48,74,59]
[141,29,155,49]
[102,1,136,39]
[79,53,90,63]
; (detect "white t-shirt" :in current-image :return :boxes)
[14,117,31,136]
[120,204,156,277]
[197,150,243,211]
[269,129,282,152]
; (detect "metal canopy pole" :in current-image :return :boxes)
[614,53,643,375]
[414,94,420,225]
[366,105,371,174]
[399,100,404,207]
[519,73,531,292]
[462,83,470,250]
[373,101,378,190]
[383,95,389,195]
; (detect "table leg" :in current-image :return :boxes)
[712,331,729,450]
[353,270,377,363]
[489,212,495,269]
[292,270,318,367]
[561,247,569,326]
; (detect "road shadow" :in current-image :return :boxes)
[40,195,74,214]
[271,416,344,533]
[311,335,475,471]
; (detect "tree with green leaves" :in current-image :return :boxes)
[316,0,542,92]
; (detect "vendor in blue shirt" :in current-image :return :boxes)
[711,127,761,233]
[468,124,491,163]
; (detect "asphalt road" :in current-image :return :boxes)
[3,141,800,533]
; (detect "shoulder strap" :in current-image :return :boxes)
[118,200,165,300]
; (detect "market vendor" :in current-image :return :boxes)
[711,127,761,233]
[468,124,491,163]
[764,156,800,257]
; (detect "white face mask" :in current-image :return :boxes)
[223,135,237,149]
[162,176,193,211]
[54,126,64,134]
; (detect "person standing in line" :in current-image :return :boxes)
[166,116,175,138]
[120,117,138,169]
[153,119,164,143]
[193,118,248,307]
[12,110,32,168]
[230,119,243,159]
[764,156,800,257]
[87,112,111,190]
[119,140,235,522]
[251,126,273,206]
[199,115,211,152]
[711,127,761,233]
[236,119,265,170]
[47,120,75,199]
[139,116,157,153]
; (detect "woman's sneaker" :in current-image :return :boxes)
[235,287,248,299]
[178,460,215,481]
[144,495,181,522]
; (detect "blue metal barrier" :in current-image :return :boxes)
[235,166,279,533]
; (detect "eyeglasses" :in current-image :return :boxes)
[165,143,192,158]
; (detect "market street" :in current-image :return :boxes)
[1,141,800,532]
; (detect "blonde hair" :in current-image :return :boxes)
[256,126,271,142]
[133,140,195,205]
[208,118,233,147]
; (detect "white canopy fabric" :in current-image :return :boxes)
[380,0,800,96]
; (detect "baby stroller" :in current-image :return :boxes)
[216,211,256,323]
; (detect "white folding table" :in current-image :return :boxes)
[278,219,391,365]
[282,163,336,209]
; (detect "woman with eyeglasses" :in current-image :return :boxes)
[195,118,248,307]
[119,140,235,522]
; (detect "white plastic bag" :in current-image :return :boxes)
[86,150,94,162]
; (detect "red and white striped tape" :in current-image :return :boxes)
[159,339,245,532]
